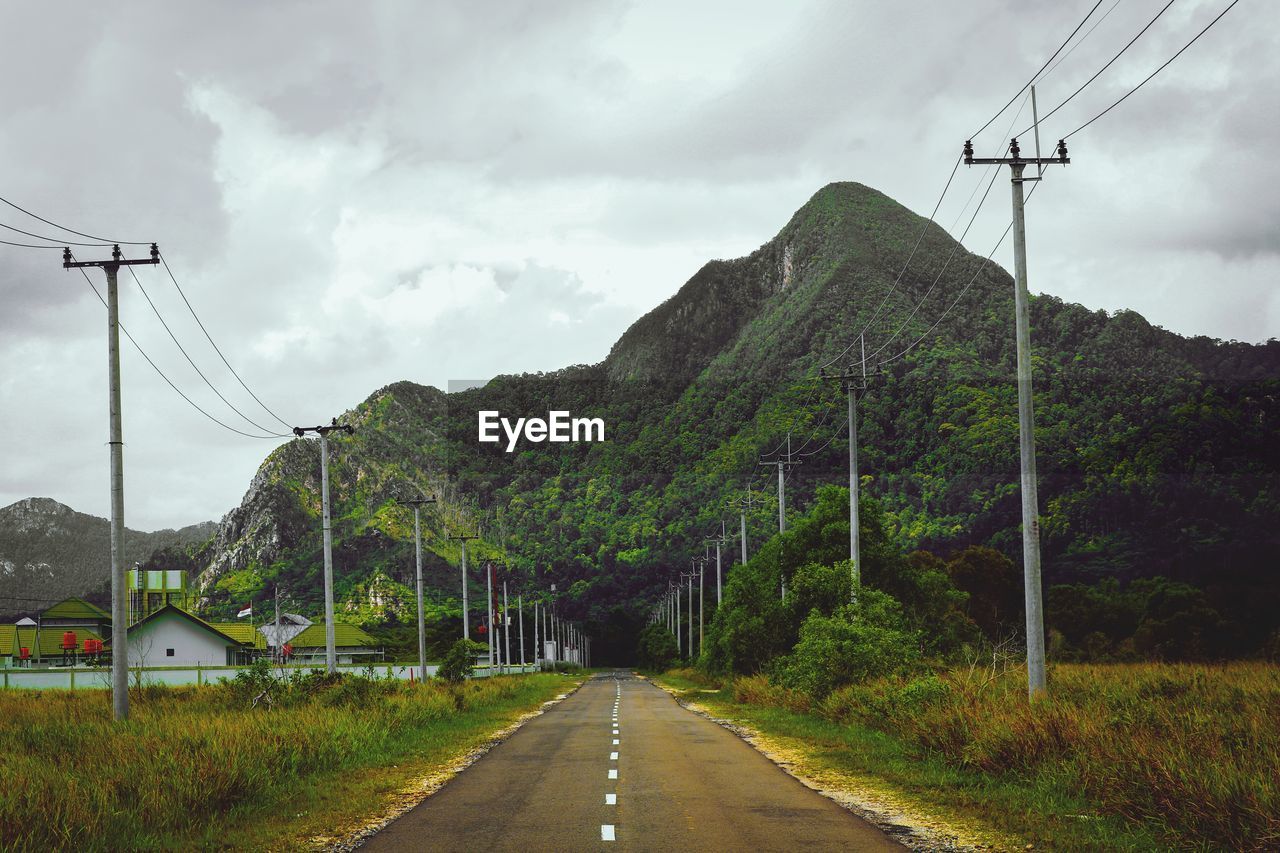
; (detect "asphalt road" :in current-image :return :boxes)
[361,671,902,852]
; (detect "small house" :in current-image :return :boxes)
[119,604,248,667]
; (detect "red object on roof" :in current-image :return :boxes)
[18,647,30,660]
[62,631,77,650]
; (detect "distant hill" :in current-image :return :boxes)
[0,497,216,617]
[154,182,1278,649]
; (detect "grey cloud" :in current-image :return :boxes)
[0,0,1275,529]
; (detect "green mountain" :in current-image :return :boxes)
[0,497,216,618]
[171,182,1278,656]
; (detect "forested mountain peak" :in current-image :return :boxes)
[37,180,1274,661]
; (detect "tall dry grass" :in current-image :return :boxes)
[733,662,1280,850]
[0,674,563,850]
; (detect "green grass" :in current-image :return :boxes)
[654,662,1280,851]
[0,672,576,851]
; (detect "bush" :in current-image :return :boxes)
[636,623,679,670]
[770,588,921,700]
[438,639,488,683]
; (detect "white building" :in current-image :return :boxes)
[123,604,247,667]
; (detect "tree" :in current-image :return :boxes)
[945,546,1022,640]
[636,623,679,670]
[438,638,488,683]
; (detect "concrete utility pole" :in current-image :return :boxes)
[63,244,159,722]
[503,581,511,675]
[399,495,437,678]
[671,586,677,636]
[736,490,757,566]
[697,558,705,656]
[533,601,540,669]
[760,434,799,599]
[674,581,681,656]
[688,572,694,658]
[705,526,725,605]
[274,584,282,665]
[963,106,1069,699]
[825,335,873,605]
[485,562,495,672]
[293,418,356,675]
[449,532,478,640]
[684,572,694,660]
[518,593,526,668]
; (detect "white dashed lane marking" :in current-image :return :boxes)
[604,681,622,844]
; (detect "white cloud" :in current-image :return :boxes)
[0,0,1275,530]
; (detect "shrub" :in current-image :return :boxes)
[636,623,679,670]
[438,639,488,683]
[770,588,921,700]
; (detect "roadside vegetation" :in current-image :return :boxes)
[658,663,1279,850]
[667,483,1280,850]
[0,668,575,851]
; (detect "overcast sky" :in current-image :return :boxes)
[1,0,1275,531]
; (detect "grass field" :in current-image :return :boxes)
[656,662,1280,851]
[0,671,576,851]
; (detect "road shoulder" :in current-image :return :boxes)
[321,678,586,851]
[644,675,1016,853]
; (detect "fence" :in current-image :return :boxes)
[0,661,541,690]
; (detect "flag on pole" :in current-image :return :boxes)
[236,604,252,619]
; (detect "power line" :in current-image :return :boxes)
[968,0,1108,139]
[798,416,844,457]
[0,193,150,245]
[1015,0,1179,137]
[123,264,290,438]
[877,181,1046,370]
[0,221,112,247]
[1064,0,1243,139]
[800,3,1116,418]
[862,145,1007,366]
[0,237,70,249]
[1038,0,1126,86]
[817,155,962,372]
[789,395,841,455]
[70,258,288,440]
[157,251,295,431]
[759,377,824,460]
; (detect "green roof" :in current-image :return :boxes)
[289,623,378,649]
[41,598,110,620]
[3,625,103,658]
[208,623,268,649]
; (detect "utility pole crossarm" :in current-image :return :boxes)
[62,244,160,269]
[963,138,1069,168]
